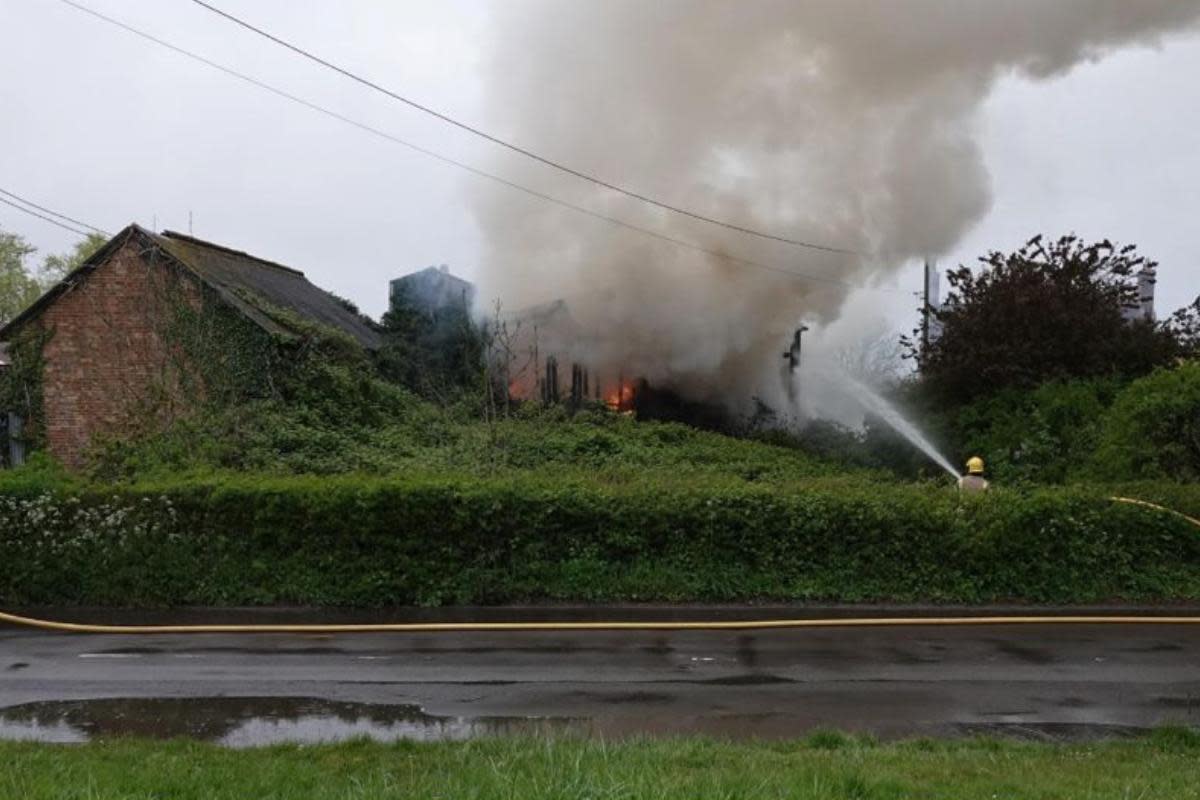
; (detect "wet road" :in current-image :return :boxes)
[3,606,1200,745]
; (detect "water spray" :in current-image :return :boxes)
[835,372,961,480]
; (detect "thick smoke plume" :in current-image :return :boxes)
[470,0,1200,413]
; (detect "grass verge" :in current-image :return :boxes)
[3,731,1200,799]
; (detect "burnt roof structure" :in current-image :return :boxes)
[0,224,381,350]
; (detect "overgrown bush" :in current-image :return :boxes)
[79,397,851,483]
[2,474,1198,606]
[376,282,485,402]
[951,379,1119,484]
[1091,360,1200,481]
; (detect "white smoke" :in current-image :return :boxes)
[469,0,1200,412]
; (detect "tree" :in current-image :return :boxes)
[38,231,106,287]
[1090,360,1200,481]
[0,229,111,327]
[907,235,1180,404]
[0,228,40,327]
[1164,297,1200,358]
[376,282,484,401]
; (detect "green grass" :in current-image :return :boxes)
[3,732,1200,799]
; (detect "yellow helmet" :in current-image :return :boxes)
[965,456,985,475]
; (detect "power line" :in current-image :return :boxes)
[187,0,857,257]
[0,195,94,238]
[54,0,900,294]
[0,187,109,235]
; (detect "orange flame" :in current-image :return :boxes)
[508,379,530,401]
[605,381,636,412]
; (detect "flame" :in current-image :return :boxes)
[508,379,530,401]
[604,381,636,412]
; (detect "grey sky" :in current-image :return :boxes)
[2,0,1198,335]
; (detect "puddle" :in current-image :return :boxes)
[0,697,579,747]
[0,697,1176,746]
[950,722,1144,742]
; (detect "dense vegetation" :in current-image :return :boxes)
[5,731,1200,799]
[916,360,1200,484]
[1,230,1198,607]
[2,469,1199,606]
[375,281,484,402]
[877,234,1200,483]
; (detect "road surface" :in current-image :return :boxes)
[2,606,1199,745]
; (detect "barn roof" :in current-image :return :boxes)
[0,225,381,350]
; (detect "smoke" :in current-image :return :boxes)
[469,0,1200,412]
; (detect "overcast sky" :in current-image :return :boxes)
[2,0,1198,333]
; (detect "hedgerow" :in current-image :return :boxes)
[1,474,1198,606]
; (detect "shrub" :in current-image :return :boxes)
[2,474,1198,606]
[952,379,1118,484]
[1091,361,1200,481]
[77,399,850,484]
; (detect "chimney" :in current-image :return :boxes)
[1138,265,1156,322]
[1123,265,1157,323]
[923,261,944,347]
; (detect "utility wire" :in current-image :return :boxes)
[188,0,856,257]
[55,0,900,294]
[0,187,109,235]
[0,195,95,238]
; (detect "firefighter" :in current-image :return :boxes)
[958,456,989,493]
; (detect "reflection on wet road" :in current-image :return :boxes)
[3,606,1200,746]
[0,697,574,746]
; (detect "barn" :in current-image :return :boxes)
[0,224,380,467]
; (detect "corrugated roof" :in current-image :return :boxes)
[152,230,382,350]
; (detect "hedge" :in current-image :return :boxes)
[2,475,1200,606]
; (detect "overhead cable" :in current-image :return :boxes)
[0,187,109,235]
[0,195,96,238]
[188,0,857,256]
[56,0,901,293]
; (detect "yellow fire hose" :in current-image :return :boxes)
[0,496,1197,635]
[1108,496,1200,529]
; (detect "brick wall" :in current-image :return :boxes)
[37,239,191,467]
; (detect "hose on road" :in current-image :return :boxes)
[5,609,1200,634]
[0,496,1196,635]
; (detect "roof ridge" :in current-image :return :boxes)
[160,230,305,277]
[395,265,471,281]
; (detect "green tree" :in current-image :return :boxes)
[951,378,1120,483]
[909,235,1181,404]
[377,283,484,401]
[38,231,106,287]
[1090,360,1200,481]
[1165,297,1200,357]
[0,228,40,327]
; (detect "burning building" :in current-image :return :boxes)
[467,2,1200,418]
[493,296,638,411]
